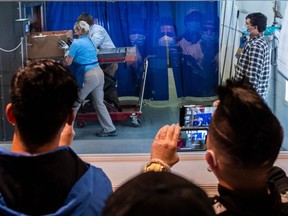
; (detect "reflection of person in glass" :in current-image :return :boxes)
[146,17,177,100]
[176,10,204,97]
[177,11,219,97]
[128,24,146,95]
[199,17,219,96]
[177,10,202,59]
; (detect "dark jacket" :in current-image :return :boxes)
[210,166,288,216]
[0,146,112,216]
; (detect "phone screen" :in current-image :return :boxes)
[179,105,215,127]
[177,128,208,151]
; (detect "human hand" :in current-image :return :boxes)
[213,100,220,108]
[58,40,69,51]
[67,37,73,46]
[150,124,180,167]
[59,123,75,147]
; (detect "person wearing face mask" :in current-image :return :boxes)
[176,10,206,97]
[177,10,203,60]
[128,25,147,95]
[235,12,270,100]
[198,18,219,96]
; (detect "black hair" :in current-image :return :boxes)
[10,59,79,151]
[246,12,267,32]
[77,12,94,26]
[103,172,215,216]
[209,77,283,168]
[184,10,202,25]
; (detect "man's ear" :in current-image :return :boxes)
[206,150,217,171]
[6,103,16,126]
[66,110,75,126]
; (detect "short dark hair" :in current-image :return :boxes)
[209,77,283,168]
[184,10,202,25]
[246,12,267,32]
[10,59,79,150]
[77,12,94,26]
[103,172,215,216]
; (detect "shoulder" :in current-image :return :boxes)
[70,165,112,200]
[91,24,106,33]
[268,166,288,192]
[86,165,112,189]
[252,36,268,50]
[268,166,288,211]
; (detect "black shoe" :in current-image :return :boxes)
[96,130,117,137]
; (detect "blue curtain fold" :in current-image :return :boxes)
[45,1,219,100]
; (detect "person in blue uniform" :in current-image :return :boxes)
[77,13,121,111]
[63,20,117,137]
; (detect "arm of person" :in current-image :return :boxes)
[245,45,265,92]
[61,40,77,66]
[64,55,74,66]
[146,124,180,172]
[91,27,105,48]
[59,111,76,147]
[59,123,75,147]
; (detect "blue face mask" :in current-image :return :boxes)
[241,26,250,36]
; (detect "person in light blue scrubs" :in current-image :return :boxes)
[64,21,117,137]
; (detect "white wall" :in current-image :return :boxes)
[80,152,288,196]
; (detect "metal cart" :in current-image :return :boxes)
[76,48,148,128]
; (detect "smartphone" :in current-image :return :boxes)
[179,105,215,127]
[177,127,208,151]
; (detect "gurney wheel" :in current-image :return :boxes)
[77,120,86,128]
[131,117,141,127]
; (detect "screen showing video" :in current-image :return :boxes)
[177,128,208,151]
[181,105,214,127]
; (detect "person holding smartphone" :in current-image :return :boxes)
[145,77,288,215]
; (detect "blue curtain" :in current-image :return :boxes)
[45,1,219,100]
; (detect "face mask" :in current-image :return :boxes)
[241,26,250,36]
[129,34,145,46]
[158,35,175,46]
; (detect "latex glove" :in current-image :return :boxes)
[67,37,73,46]
[150,124,180,167]
[58,40,69,50]
[58,40,69,57]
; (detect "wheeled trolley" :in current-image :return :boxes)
[76,52,148,128]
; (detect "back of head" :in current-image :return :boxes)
[103,172,215,216]
[10,59,79,150]
[74,20,90,35]
[77,12,94,26]
[246,12,267,32]
[209,77,283,170]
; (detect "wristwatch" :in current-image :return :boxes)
[144,159,171,172]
